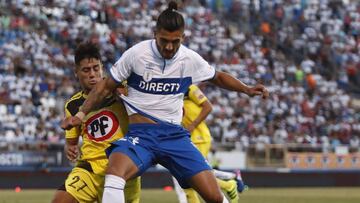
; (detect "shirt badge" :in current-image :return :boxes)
[143,64,153,82]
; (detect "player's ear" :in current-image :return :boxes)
[74,63,81,78]
[73,68,78,79]
[181,33,185,42]
[154,28,162,38]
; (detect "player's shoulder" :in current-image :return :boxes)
[128,40,152,54]
[65,91,85,116]
[180,45,200,56]
[179,45,205,68]
[115,40,151,65]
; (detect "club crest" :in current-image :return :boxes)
[143,64,153,82]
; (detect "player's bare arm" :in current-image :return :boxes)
[210,71,269,99]
[61,77,119,130]
[186,99,212,132]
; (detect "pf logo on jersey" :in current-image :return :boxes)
[85,110,119,142]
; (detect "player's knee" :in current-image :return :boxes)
[106,160,136,181]
[51,196,59,203]
[106,163,124,177]
[51,191,77,203]
[106,152,139,180]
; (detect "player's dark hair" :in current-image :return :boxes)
[156,1,184,32]
[74,41,101,66]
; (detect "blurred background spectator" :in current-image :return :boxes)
[0,0,359,153]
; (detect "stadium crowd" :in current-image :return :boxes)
[0,0,359,152]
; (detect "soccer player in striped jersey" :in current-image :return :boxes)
[52,42,140,203]
[62,2,268,203]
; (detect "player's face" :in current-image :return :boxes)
[155,28,184,59]
[76,58,103,93]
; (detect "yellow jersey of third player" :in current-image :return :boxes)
[182,85,211,144]
[65,91,128,175]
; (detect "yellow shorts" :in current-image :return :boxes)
[195,141,211,158]
[65,167,141,203]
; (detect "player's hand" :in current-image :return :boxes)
[116,86,128,96]
[61,116,82,130]
[185,123,196,132]
[65,144,79,162]
[247,84,269,99]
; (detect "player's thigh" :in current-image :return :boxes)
[124,176,141,203]
[106,152,140,180]
[188,170,223,203]
[64,167,102,203]
[52,190,78,203]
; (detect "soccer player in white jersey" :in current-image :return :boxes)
[61,1,268,203]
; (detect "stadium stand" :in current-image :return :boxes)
[0,0,359,158]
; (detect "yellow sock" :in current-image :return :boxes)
[218,179,239,203]
[217,178,233,192]
[184,188,201,203]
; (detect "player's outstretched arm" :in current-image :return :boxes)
[61,77,119,130]
[210,71,269,99]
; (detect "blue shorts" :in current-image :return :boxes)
[106,122,212,188]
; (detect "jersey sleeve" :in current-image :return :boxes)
[109,49,134,83]
[188,85,208,106]
[189,50,216,83]
[64,105,80,139]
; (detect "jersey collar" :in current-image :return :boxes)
[82,91,88,98]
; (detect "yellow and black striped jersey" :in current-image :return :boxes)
[64,91,128,175]
[182,85,211,144]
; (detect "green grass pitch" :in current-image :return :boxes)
[0,187,359,203]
